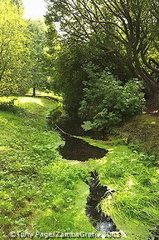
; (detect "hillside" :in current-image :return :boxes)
[0,97,159,240]
[0,97,95,239]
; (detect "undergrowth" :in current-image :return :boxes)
[119,114,159,165]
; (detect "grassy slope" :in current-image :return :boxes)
[0,97,95,240]
[78,137,159,240]
[1,98,159,240]
[119,113,159,163]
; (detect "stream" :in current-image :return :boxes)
[85,171,119,234]
[59,135,107,161]
[60,135,159,239]
[47,113,159,239]
[58,130,120,236]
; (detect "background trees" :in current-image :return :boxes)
[0,0,49,97]
[0,0,31,96]
[27,20,48,96]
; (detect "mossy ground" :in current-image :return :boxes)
[0,97,159,240]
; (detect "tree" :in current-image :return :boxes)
[11,0,24,9]
[48,41,89,118]
[0,0,31,96]
[45,0,159,104]
[27,20,48,96]
[45,16,113,118]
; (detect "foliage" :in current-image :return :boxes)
[11,0,23,9]
[0,0,32,96]
[0,98,20,113]
[47,42,89,118]
[0,2,49,97]
[26,20,49,95]
[45,0,159,99]
[79,64,145,132]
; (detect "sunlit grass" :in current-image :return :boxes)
[26,88,63,101]
[18,97,44,106]
[0,96,96,240]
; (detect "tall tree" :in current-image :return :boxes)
[46,0,159,103]
[27,20,48,96]
[0,0,31,96]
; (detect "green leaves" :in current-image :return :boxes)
[26,20,49,92]
[79,65,145,132]
[0,0,31,96]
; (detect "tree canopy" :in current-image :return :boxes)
[46,0,159,100]
[27,19,48,96]
[0,0,49,96]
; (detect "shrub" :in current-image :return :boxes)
[0,99,20,113]
[79,63,145,132]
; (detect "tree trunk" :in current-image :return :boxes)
[133,55,159,109]
[144,80,159,111]
[32,87,36,97]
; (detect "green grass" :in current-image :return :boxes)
[26,88,62,101]
[119,113,159,163]
[79,137,159,240]
[0,97,159,240]
[0,97,61,237]
[0,97,101,240]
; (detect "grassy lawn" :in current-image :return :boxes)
[0,97,96,240]
[0,97,159,240]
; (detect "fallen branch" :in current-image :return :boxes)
[55,124,73,137]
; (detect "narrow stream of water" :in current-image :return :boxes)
[59,135,107,161]
[59,133,159,239]
[58,130,120,235]
[85,171,119,234]
[49,113,158,239]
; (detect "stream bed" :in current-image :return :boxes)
[59,135,107,161]
[59,132,121,236]
[85,171,119,234]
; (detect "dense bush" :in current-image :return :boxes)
[0,99,20,113]
[79,63,145,132]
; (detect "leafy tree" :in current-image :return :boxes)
[11,0,23,9]
[47,42,89,118]
[27,20,48,96]
[45,20,111,118]
[46,0,159,103]
[0,0,31,96]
